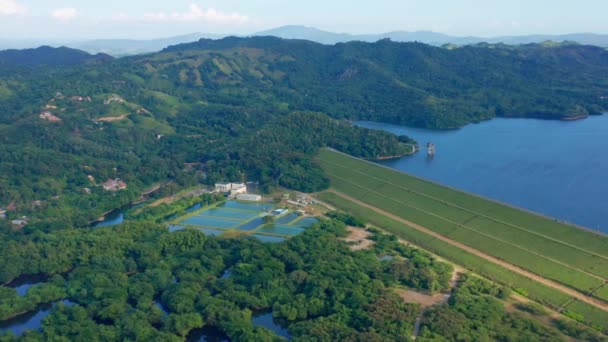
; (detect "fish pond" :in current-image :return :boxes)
[172,200,319,241]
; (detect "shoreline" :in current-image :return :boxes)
[561,114,589,121]
[372,146,419,161]
[325,148,608,238]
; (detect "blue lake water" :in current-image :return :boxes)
[7,274,49,297]
[357,115,608,233]
[252,312,290,339]
[92,212,124,228]
[14,284,33,297]
[0,300,74,336]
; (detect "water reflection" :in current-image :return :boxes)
[0,300,75,336]
[187,326,230,342]
[92,212,124,228]
[6,274,49,297]
[252,312,290,339]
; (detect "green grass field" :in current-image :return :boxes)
[317,191,608,333]
[317,149,608,296]
[594,285,608,302]
[563,300,608,333]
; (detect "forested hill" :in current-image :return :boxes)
[161,36,608,127]
[0,46,113,66]
[0,37,607,229]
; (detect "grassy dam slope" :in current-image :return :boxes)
[316,148,608,332]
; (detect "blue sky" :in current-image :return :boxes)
[1,0,607,39]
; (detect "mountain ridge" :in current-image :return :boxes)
[2,26,608,57]
[253,25,608,47]
[0,46,114,66]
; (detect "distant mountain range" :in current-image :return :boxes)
[253,26,608,47]
[0,46,113,66]
[0,33,224,57]
[1,25,607,56]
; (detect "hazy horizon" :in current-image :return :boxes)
[1,25,608,44]
[1,0,608,40]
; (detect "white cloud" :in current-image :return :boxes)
[52,8,78,21]
[143,4,248,24]
[0,0,26,15]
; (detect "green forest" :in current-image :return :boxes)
[1,212,602,341]
[1,37,608,340]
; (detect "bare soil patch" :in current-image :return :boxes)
[342,226,375,251]
[95,114,129,122]
[395,288,450,308]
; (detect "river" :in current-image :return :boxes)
[357,115,608,233]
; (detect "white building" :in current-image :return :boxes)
[215,183,247,196]
[215,183,233,193]
[287,200,306,207]
[272,209,289,216]
[230,184,247,196]
[237,194,262,202]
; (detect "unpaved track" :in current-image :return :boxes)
[327,190,608,312]
[325,171,607,283]
[324,158,608,261]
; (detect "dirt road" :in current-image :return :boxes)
[327,190,608,312]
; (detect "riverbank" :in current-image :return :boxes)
[371,144,419,161]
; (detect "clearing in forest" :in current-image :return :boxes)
[342,226,375,251]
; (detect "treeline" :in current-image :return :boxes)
[1,217,603,341]
[127,193,225,223]
[0,219,434,340]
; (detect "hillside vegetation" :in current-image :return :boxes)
[1,37,607,229]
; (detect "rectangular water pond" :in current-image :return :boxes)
[219,201,274,212]
[198,228,225,236]
[257,225,305,237]
[291,217,319,228]
[252,235,287,243]
[169,225,186,232]
[180,216,240,229]
[237,218,265,231]
[275,213,300,225]
[202,208,259,221]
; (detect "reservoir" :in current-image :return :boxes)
[357,115,608,233]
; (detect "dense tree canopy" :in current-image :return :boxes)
[1,216,596,341]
